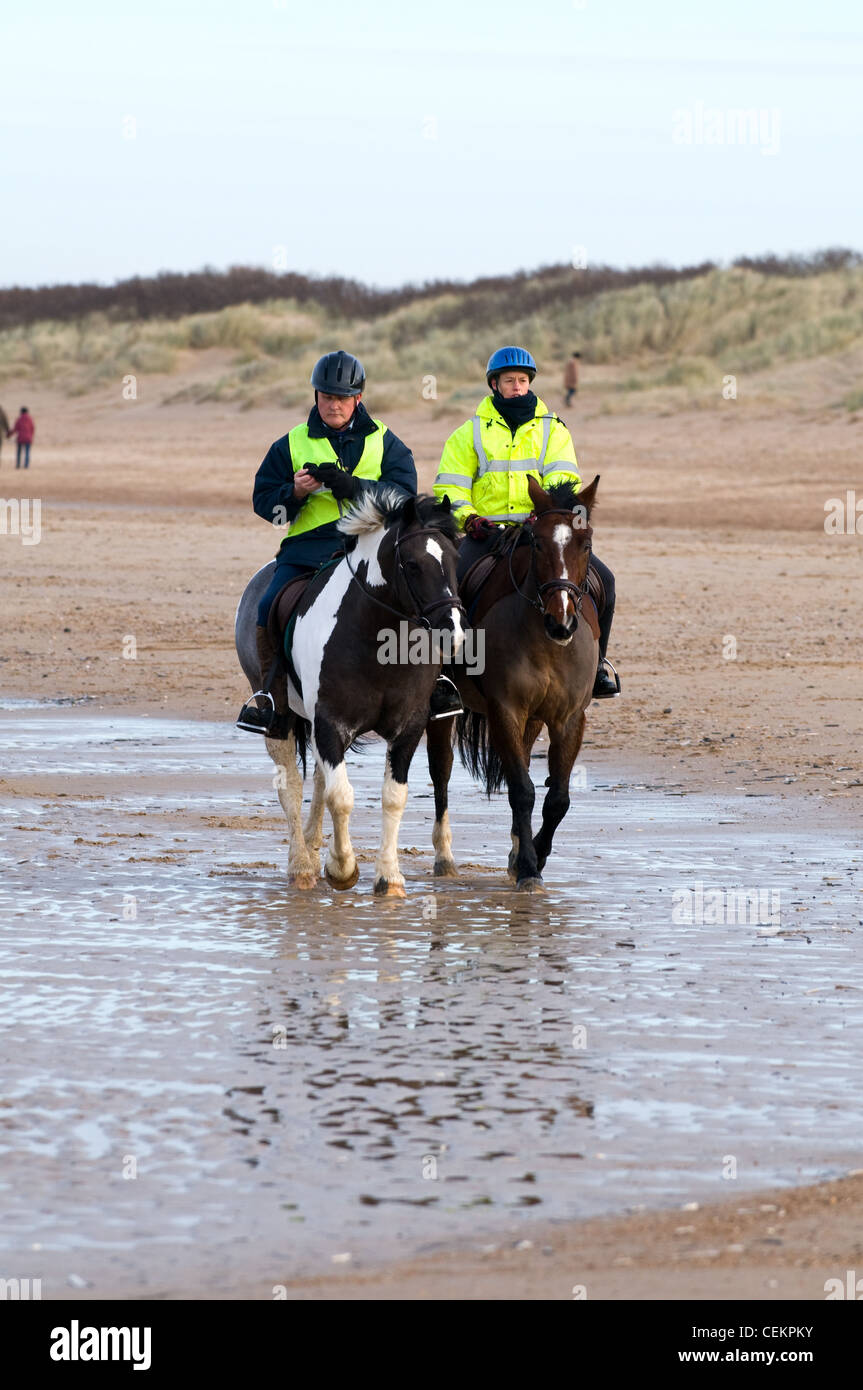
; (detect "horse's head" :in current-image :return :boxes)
[525,474,600,644]
[339,491,465,661]
[383,495,465,659]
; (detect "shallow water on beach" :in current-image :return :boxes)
[1,708,861,1296]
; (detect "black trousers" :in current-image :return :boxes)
[457,534,615,657]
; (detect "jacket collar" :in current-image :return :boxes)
[476,393,550,426]
[307,400,377,440]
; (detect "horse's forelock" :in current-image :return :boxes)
[545,481,581,512]
[397,494,459,543]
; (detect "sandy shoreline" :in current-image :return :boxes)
[2,380,861,1300]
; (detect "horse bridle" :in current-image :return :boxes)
[345,523,466,630]
[507,509,591,619]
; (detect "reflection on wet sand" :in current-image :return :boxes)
[0,708,861,1296]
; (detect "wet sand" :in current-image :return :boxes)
[1,707,861,1300]
[1,380,861,1298]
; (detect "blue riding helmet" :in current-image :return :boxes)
[486,346,537,386]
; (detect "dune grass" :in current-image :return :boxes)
[1,263,862,415]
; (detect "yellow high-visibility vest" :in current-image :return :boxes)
[286,419,386,536]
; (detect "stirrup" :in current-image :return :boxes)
[236,691,276,735]
[429,675,464,721]
[592,657,621,699]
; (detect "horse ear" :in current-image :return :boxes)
[402,495,416,526]
[439,494,452,513]
[527,474,551,513]
[575,474,600,519]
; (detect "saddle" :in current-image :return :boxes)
[266,572,315,658]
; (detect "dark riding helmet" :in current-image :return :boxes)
[486,345,537,386]
[310,350,366,397]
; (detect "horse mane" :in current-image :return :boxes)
[337,487,407,535]
[545,480,582,511]
[338,490,458,542]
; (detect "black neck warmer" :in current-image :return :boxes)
[492,389,538,433]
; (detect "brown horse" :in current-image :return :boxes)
[428,474,601,890]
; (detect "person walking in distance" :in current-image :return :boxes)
[9,407,35,468]
[563,352,580,407]
[0,403,9,465]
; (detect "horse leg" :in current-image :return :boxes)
[316,719,359,891]
[508,717,543,879]
[533,712,586,875]
[488,703,541,891]
[266,732,318,890]
[374,729,423,897]
[427,716,457,878]
[303,762,326,853]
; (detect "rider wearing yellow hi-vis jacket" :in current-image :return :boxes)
[434,346,620,700]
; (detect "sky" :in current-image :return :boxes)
[2,0,861,288]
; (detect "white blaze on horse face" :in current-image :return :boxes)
[552,522,575,622]
[424,536,464,655]
[426,537,445,570]
[449,606,465,657]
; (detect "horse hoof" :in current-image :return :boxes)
[373,877,406,897]
[516,875,545,893]
[289,871,318,891]
[325,862,359,891]
[433,860,458,878]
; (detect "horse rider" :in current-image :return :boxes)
[433,346,620,699]
[241,349,460,737]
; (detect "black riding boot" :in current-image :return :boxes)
[592,567,621,699]
[429,674,464,721]
[236,626,293,738]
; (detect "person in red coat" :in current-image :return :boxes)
[9,407,35,468]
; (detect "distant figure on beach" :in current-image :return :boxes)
[9,407,35,468]
[0,404,9,464]
[564,352,581,407]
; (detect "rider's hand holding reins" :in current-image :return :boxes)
[293,468,323,498]
[465,514,499,540]
[306,463,359,501]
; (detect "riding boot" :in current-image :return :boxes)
[429,674,464,721]
[592,602,621,699]
[236,626,293,738]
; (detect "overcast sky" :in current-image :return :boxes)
[3,0,861,288]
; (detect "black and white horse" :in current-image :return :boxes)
[235,492,464,896]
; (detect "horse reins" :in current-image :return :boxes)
[507,508,591,620]
[344,523,466,630]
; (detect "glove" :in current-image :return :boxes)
[305,463,359,502]
[465,514,498,541]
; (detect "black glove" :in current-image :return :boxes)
[305,463,359,502]
[465,514,499,540]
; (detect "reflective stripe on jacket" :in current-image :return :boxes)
[286,418,386,537]
[433,395,580,527]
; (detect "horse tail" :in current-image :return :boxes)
[293,716,311,778]
[456,710,506,797]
